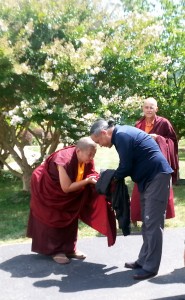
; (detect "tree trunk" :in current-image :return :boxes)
[22,170,32,192]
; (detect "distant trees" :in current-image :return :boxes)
[0,0,184,190]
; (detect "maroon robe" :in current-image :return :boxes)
[27,146,116,255]
[131,115,178,222]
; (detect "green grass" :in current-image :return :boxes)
[0,139,185,244]
[0,175,30,244]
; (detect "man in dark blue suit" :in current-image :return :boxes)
[90,119,173,280]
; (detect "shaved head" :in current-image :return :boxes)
[76,136,97,164]
[76,137,97,151]
[142,97,158,120]
[143,97,158,108]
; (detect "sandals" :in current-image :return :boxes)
[52,253,70,264]
[67,250,86,260]
[52,250,86,264]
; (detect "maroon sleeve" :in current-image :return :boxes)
[151,116,179,183]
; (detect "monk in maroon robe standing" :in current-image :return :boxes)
[131,97,179,223]
[27,137,116,264]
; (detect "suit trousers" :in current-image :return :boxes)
[137,173,171,273]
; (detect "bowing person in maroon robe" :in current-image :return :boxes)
[131,97,179,223]
[27,137,116,264]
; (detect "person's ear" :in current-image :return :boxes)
[76,148,81,155]
[101,129,107,135]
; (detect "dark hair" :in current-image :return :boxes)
[90,118,115,136]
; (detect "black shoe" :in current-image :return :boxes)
[124,261,142,269]
[133,269,157,280]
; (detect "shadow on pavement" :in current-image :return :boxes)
[149,267,185,285]
[152,295,185,300]
[0,253,138,292]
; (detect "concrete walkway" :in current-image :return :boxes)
[0,228,185,300]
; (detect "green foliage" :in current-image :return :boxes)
[0,170,20,182]
[0,0,108,144]
[0,0,185,189]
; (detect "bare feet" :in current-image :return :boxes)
[67,250,86,259]
[52,253,70,264]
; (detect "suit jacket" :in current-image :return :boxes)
[96,169,131,236]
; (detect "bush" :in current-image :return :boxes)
[0,170,21,183]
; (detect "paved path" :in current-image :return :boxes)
[0,228,185,300]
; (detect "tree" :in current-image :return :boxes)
[116,0,185,136]
[0,0,113,190]
[0,0,184,191]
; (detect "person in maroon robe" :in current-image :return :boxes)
[131,97,179,223]
[27,137,116,264]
